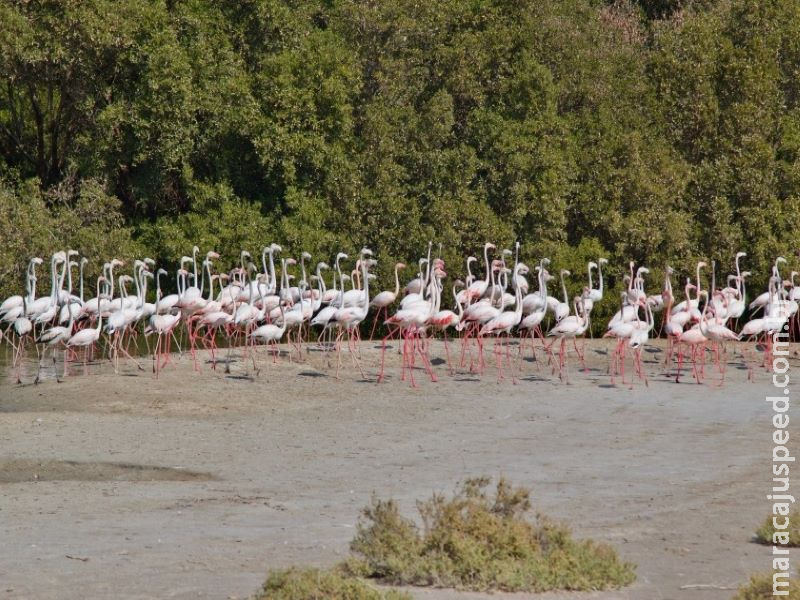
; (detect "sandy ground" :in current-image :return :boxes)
[0,338,796,599]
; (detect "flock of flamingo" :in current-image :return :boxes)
[0,243,795,387]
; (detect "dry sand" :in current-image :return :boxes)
[0,339,796,599]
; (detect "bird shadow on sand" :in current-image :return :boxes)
[225,374,255,381]
[298,371,327,378]
[518,375,550,382]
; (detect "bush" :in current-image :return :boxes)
[732,572,800,599]
[253,567,411,600]
[345,477,636,592]
[0,177,140,299]
[755,509,800,547]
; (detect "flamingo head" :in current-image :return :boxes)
[541,257,551,266]
[192,245,200,254]
[588,261,597,269]
[454,279,465,289]
[302,251,312,260]
[502,248,513,257]
[286,258,297,266]
[741,271,751,279]
[666,265,674,274]
[158,268,168,277]
[111,259,125,268]
[336,252,348,261]
[271,243,282,253]
[67,249,79,257]
[360,247,373,257]
[241,251,251,259]
[561,269,571,277]
[31,257,44,266]
[396,262,406,270]
[318,262,329,270]
[598,257,608,265]
[485,242,496,251]
[207,251,220,260]
[736,251,747,259]
[697,261,707,269]
[143,258,155,267]
[466,256,477,265]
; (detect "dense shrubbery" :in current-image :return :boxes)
[344,477,636,591]
[2,0,799,303]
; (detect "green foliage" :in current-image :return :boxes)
[254,567,411,600]
[1,0,799,299]
[346,477,636,592]
[0,177,139,296]
[732,572,800,599]
[755,509,800,547]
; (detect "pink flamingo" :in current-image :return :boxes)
[546,292,590,383]
[479,264,528,382]
[66,276,106,377]
[369,262,405,340]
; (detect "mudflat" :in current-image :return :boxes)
[0,339,793,599]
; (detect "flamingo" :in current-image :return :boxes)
[369,262,405,340]
[66,276,107,376]
[553,269,571,322]
[332,256,374,379]
[148,269,182,377]
[464,242,495,302]
[427,280,464,375]
[251,303,287,365]
[479,263,528,382]
[546,291,590,382]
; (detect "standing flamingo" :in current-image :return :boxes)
[369,262,405,340]
[66,276,107,376]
